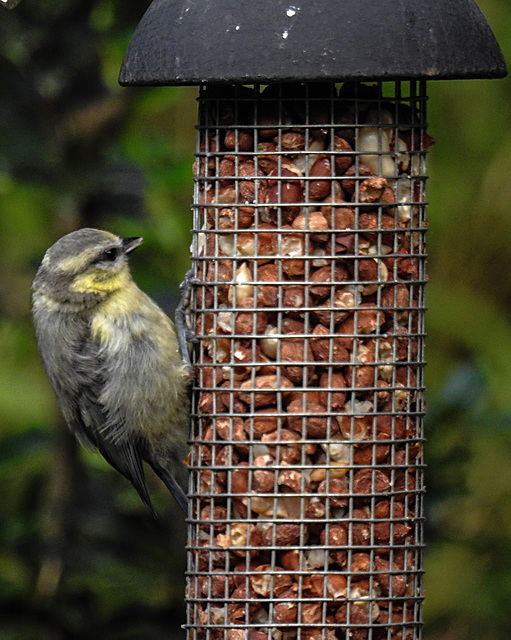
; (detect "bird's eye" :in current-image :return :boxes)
[98,248,119,263]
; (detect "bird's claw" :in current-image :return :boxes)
[175,268,199,369]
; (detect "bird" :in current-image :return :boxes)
[32,228,192,516]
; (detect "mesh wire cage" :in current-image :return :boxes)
[189,80,428,640]
[119,2,506,640]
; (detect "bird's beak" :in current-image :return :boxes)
[122,236,143,254]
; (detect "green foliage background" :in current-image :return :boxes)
[0,0,510,638]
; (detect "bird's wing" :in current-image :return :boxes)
[63,340,157,517]
[34,306,156,514]
[77,385,156,517]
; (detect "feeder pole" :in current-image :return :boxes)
[120,2,506,640]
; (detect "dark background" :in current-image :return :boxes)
[0,0,510,638]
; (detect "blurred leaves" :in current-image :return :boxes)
[1,0,511,638]
[423,3,511,634]
[0,0,191,638]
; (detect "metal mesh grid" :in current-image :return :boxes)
[187,81,430,640]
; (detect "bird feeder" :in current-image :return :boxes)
[119,2,506,639]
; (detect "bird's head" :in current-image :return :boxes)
[32,228,143,311]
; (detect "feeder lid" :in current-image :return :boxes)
[119,0,507,86]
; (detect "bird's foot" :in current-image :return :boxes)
[175,268,200,370]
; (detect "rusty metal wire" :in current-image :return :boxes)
[186,81,428,640]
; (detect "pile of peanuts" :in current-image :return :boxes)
[188,83,430,640]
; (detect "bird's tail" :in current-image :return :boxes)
[150,462,188,515]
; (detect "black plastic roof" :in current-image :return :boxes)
[119,0,507,86]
